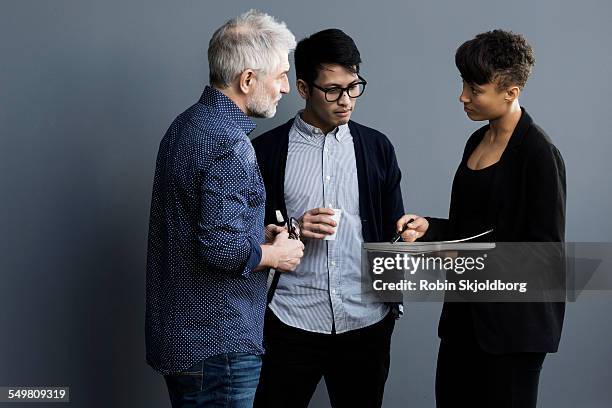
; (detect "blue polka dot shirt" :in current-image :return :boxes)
[145,86,267,375]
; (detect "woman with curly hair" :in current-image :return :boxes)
[398,30,566,407]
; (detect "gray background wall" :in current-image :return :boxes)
[1,0,611,407]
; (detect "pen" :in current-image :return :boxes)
[390,218,415,244]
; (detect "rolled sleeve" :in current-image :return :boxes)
[245,236,263,270]
[198,149,261,276]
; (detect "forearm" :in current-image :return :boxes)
[254,244,280,271]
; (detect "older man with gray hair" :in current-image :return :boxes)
[145,10,301,407]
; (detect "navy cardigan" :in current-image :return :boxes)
[252,118,405,310]
[252,118,405,243]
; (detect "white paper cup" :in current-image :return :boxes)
[324,209,342,241]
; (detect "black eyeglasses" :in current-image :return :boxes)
[311,75,367,102]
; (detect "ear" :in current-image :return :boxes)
[504,85,521,103]
[238,69,257,95]
[296,79,310,101]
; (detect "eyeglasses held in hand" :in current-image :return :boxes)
[287,217,301,240]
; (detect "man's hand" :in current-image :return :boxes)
[265,224,286,243]
[396,214,429,242]
[270,231,305,272]
[299,207,337,239]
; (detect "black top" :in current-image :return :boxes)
[453,162,497,239]
[440,162,497,343]
[423,108,567,353]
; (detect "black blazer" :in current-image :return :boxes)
[424,108,566,353]
[252,118,404,243]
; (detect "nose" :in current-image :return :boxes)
[280,76,290,94]
[337,90,351,106]
[459,84,470,103]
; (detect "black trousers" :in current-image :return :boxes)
[254,309,395,408]
[436,338,547,408]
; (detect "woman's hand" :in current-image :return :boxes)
[396,214,429,242]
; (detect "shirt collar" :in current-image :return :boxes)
[198,86,256,135]
[293,111,350,142]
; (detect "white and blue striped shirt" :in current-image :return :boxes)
[269,112,389,334]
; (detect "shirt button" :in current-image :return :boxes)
[325,175,331,181]
[328,203,333,207]
[332,289,336,294]
[331,261,336,266]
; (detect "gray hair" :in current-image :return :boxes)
[208,10,296,88]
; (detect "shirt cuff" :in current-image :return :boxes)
[244,236,262,273]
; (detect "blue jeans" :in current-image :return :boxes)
[164,353,262,408]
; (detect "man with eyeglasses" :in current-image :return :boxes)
[252,29,405,408]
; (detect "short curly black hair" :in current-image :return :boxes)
[455,29,535,90]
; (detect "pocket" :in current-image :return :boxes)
[338,167,360,215]
[176,360,204,376]
[164,361,204,396]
